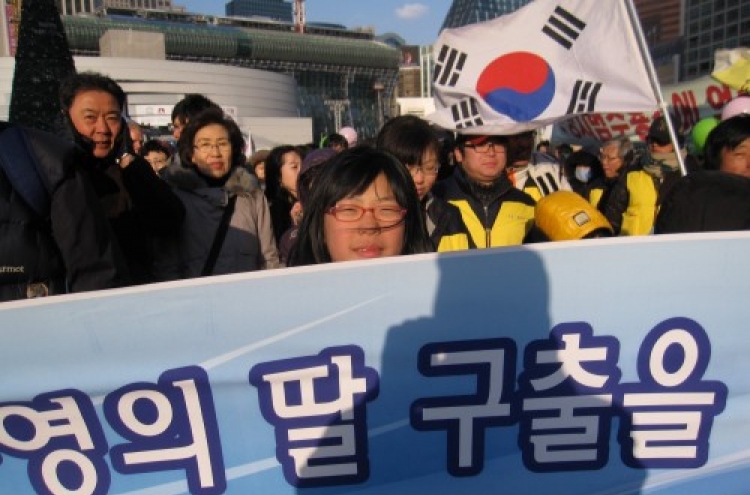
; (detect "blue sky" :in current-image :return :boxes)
[178,0,453,46]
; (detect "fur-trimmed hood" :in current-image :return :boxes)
[163,164,259,197]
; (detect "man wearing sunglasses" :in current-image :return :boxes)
[433,133,536,248]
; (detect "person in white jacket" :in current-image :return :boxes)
[505,130,572,201]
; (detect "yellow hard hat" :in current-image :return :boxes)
[535,191,613,241]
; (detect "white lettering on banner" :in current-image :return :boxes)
[517,325,617,469]
[250,345,380,488]
[103,366,226,495]
[0,318,729,492]
[531,333,610,390]
[619,323,727,468]
[524,395,612,463]
[412,318,726,476]
[261,355,367,420]
[288,425,359,478]
[0,391,109,495]
[412,343,515,475]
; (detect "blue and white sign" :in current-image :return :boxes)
[1,232,749,495]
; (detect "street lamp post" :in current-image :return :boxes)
[324,99,348,134]
[373,81,385,130]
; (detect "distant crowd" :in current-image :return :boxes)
[1,71,749,302]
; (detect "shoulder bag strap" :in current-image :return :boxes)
[201,195,238,277]
[0,126,51,217]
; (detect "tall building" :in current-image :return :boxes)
[632,0,682,84]
[440,0,531,30]
[633,0,750,83]
[56,0,182,15]
[681,0,750,81]
[226,0,292,22]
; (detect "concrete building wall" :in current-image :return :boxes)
[0,56,312,146]
[100,29,166,59]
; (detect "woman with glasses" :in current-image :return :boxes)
[152,107,279,279]
[595,136,635,234]
[376,115,469,252]
[288,147,431,266]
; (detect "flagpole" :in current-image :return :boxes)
[624,0,688,176]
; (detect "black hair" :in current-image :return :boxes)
[703,115,750,171]
[264,145,301,204]
[288,147,431,266]
[564,149,604,180]
[141,139,171,158]
[59,71,126,112]
[326,133,349,150]
[177,107,246,172]
[506,131,536,165]
[171,94,220,125]
[376,115,439,168]
[555,143,574,165]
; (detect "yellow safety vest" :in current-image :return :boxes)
[450,200,535,248]
[621,170,658,236]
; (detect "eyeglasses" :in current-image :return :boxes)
[600,154,622,162]
[407,163,440,176]
[464,142,506,154]
[194,141,231,154]
[327,204,407,224]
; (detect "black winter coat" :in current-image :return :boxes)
[0,122,128,302]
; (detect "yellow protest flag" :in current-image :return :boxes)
[712,48,750,92]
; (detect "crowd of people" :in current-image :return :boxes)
[2,70,750,302]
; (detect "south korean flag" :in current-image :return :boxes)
[428,0,658,135]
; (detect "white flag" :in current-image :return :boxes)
[427,0,658,134]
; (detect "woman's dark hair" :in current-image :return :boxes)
[141,139,171,158]
[703,115,750,171]
[264,145,300,203]
[171,94,219,124]
[506,130,536,165]
[288,147,431,266]
[178,107,246,172]
[59,71,126,112]
[376,115,439,168]
[326,133,349,150]
[564,149,603,180]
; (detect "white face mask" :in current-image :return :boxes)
[575,166,592,183]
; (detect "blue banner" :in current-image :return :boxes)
[1,232,749,495]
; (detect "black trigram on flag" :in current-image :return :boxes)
[542,6,586,50]
[450,98,483,129]
[566,80,602,114]
[434,45,467,87]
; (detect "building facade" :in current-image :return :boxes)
[56,9,399,139]
[225,0,292,22]
[633,0,750,84]
[440,0,531,30]
[681,0,750,81]
[0,55,309,146]
[56,0,182,15]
